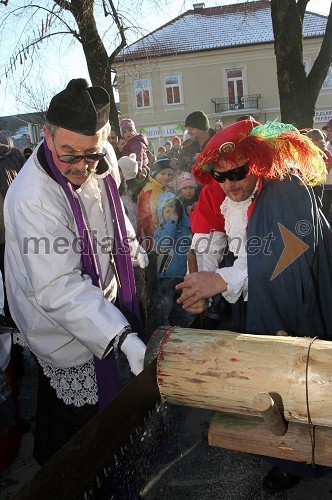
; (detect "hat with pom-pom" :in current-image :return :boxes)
[172,136,182,145]
[118,153,138,180]
[176,171,197,191]
[46,79,110,135]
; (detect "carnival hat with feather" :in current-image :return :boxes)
[192,119,326,187]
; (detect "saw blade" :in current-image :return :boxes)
[14,359,160,500]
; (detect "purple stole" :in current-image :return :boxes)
[43,141,141,409]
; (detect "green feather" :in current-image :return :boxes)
[250,121,297,138]
[203,163,214,171]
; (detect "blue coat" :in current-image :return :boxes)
[246,176,332,339]
[153,192,192,279]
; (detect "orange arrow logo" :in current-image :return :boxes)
[271,223,309,280]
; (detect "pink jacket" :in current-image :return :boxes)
[122,134,149,171]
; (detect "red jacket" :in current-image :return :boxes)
[190,179,226,233]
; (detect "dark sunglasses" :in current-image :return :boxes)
[51,136,106,164]
[211,162,250,183]
[57,152,106,164]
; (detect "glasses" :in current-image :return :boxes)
[211,162,250,183]
[51,137,106,164]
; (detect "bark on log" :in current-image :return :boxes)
[208,412,329,466]
[155,327,332,426]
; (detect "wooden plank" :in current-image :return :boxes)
[208,412,332,466]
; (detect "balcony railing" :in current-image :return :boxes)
[211,94,261,113]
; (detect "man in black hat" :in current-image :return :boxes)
[178,110,215,173]
[4,79,148,465]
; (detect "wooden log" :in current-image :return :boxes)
[155,327,332,427]
[253,392,287,436]
[208,412,331,466]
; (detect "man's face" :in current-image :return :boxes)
[118,138,126,151]
[214,157,258,202]
[186,126,201,141]
[109,130,118,147]
[44,126,103,185]
[172,139,181,149]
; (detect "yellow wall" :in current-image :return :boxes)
[114,37,332,151]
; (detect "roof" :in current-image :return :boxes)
[116,0,327,62]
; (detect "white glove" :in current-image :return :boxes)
[130,240,149,269]
[133,246,149,269]
[120,333,146,375]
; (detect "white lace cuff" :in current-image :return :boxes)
[36,355,98,407]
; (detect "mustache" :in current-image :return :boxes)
[64,166,96,176]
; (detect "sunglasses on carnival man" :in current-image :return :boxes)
[211,162,250,183]
[57,152,106,164]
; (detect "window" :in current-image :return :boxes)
[134,79,152,109]
[323,65,332,89]
[226,69,244,110]
[164,75,182,105]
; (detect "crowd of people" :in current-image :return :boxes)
[0,78,331,496]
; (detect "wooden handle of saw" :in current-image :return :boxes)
[187,249,198,273]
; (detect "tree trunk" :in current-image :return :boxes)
[154,327,332,427]
[69,0,120,133]
[271,0,332,128]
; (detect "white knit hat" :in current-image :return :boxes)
[118,153,138,180]
[176,171,197,191]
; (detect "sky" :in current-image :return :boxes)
[0,0,330,117]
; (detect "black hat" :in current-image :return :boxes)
[46,79,110,135]
[150,157,173,178]
[185,111,210,131]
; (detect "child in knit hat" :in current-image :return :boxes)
[176,171,198,215]
[168,136,182,164]
[137,157,174,245]
[214,120,224,133]
[120,118,149,176]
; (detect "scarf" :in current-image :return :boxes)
[43,140,141,408]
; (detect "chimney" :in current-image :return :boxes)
[193,3,205,10]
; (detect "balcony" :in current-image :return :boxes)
[211,94,261,113]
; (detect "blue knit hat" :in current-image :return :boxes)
[150,157,173,178]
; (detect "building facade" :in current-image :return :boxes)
[114,1,332,152]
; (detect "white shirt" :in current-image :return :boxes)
[191,183,258,303]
